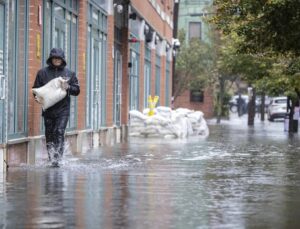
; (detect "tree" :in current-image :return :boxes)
[174,29,237,124]
[212,0,300,131]
[212,0,300,55]
[173,29,214,101]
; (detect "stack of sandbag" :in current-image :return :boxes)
[168,111,192,138]
[186,111,209,137]
[142,114,172,137]
[156,106,172,119]
[129,107,209,138]
[128,110,148,136]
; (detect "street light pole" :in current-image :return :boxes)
[172,0,180,99]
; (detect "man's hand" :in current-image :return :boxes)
[60,79,70,90]
[34,96,41,104]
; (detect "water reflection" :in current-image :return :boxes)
[1,121,300,228]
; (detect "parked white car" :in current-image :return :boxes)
[267,97,287,121]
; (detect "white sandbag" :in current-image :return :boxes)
[143,108,157,116]
[145,115,170,126]
[195,119,209,137]
[175,108,194,116]
[156,106,172,119]
[128,107,209,138]
[32,77,67,110]
[129,132,142,137]
[129,110,148,121]
[187,111,204,124]
[141,125,160,136]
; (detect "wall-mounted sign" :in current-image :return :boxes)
[36,33,41,59]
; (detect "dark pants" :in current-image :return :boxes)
[44,115,69,161]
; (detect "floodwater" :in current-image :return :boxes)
[1,117,300,229]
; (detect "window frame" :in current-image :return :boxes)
[86,1,108,128]
[7,0,29,139]
[188,21,202,40]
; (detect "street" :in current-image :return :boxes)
[1,115,300,229]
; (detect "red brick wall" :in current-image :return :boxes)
[174,88,215,118]
[131,0,173,43]
[28,0,43,136]
[106,15,114,126]
[77,0,87,130]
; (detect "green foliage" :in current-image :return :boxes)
[212,0,300,55]
[174,30,214,98]
[211,0,300,100]
[214,91,231,118]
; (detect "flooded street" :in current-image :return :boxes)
[1,117,300,229]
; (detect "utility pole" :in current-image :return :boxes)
[172,0,180,97]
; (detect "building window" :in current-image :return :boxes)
[190,90,204,102]
[155,53,161,105]
[129,35,140,111]
[7,0,29,139]
[189,21,201,40]
[144,45,151,108]
[86,3,108,129]
[90,0,109,12]
[165,60,171,106]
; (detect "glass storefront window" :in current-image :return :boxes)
[129,38,140,111]
[165,60,171,106]
[155,54,161,105]
[86,2,108,129]
[7,0,29,138]
[144,45,151,108]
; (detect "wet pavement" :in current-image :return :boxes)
[1,116,300,229]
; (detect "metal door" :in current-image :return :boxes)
[92,37,102,129]
[113,48,122,126]
[0,2,6,144]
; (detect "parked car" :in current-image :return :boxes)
[267,97,287,121]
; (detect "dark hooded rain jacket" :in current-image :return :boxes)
[32,48,80,118]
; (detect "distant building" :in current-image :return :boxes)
[0,0,174,170]
[173,0,214,118]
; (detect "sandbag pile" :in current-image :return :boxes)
[129,106,209,138]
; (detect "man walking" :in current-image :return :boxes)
[33,48,80,167]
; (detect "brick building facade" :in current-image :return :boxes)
[0,0,174,171]
[173,0,215,118]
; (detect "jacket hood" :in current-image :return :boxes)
[46,48,67,68]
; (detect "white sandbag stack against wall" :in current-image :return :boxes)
[129,110,148,136]
[129,107,209,138]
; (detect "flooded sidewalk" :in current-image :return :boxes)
[1,118,300,228]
